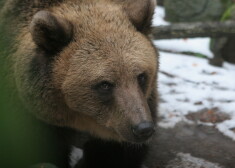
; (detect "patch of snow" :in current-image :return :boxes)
[153,6,169,26]
[154,38,213,58]
[217,121,235,141]
[224,62,235,71]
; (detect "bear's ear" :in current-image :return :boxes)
[118,0,156,33]
[30,11,73,53]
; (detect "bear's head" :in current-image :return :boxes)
[16,0,158,143]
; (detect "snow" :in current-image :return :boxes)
[153,7,235,140]
[157,52,235,131]
[217,121,235,141]
[152,6,169,26]
[154,39,214,58]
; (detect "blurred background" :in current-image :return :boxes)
[153,0,235,133]
[149,1,235,167]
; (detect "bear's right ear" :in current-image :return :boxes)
[30,11,73,53]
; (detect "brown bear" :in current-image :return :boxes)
[0,0,158,167]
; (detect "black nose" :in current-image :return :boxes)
[132,122,155,140]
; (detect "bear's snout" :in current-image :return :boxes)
[132,121,155,141]
[113,86,156,142]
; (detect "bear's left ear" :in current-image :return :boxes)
[117,0,156,33]
[30,11,73,53]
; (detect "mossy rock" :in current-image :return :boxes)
[164,0,225,22]
[221,4,235,20]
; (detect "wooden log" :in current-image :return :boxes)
[152,20,235,39]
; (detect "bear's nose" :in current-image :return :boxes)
[132,122,155,140]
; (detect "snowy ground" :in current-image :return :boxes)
[153,7,235,141]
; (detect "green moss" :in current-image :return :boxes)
[221,4,235,20]
[164,0,225,22]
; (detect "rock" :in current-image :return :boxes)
[230,127,235,133]
[166,153,224,168]
[145,122,235,168]
[164,0,225,22]
[157,0,164,6]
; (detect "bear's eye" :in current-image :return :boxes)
[137,73,147,90]
[95,81,114,94]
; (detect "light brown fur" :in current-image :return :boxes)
[13,0,158,142]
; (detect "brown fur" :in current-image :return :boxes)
[12,0,158,143]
